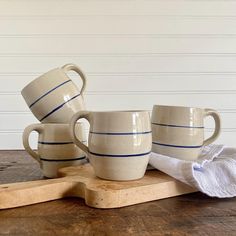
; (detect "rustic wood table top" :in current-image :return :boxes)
[0,151,236,236]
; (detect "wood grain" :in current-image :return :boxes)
[0,151,236,235]
[0,163,196,209]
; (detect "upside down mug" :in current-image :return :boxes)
[151,105,221,160]
[21,63,87,123]
[69,110,152,181]
[23,123,87,178]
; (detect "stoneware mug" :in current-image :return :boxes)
[21,63,87,123]
[23,123,87,178]
[151,105,221,160]
[69,110,152,181]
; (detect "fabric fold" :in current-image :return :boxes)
[149,145,236,198]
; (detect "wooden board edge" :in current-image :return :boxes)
[83,180,197,209]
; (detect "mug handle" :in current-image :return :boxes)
[203,109,221,146]
[61,63,87,95]
[70,111,90,155]
[22,124,43,163]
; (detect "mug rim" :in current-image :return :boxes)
[86,110,149,114]
[30,122,83,128]
[152,104,202,110]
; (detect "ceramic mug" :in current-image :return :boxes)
[21,63,87,123]
[70,110,152,181]
[151,105,221,160]
[23,123,87,178]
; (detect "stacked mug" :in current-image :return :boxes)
[21,63,222,181]
[21,63,152,181]
[21,64,88,178]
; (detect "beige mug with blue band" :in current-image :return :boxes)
[21,63,87,123]
[23,123,87,178]
[151,105,221,160]
[69,110,152,181]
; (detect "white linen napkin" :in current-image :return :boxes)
[149,144,236,198]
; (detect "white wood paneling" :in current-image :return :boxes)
[2,38,236,54]
[1,56,236,73]
[1,93,236,112]
[1,17,236,35]
[0,0,236,149]
[2,74,236,92]
[1,1,236,16]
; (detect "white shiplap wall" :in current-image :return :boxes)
[0,0,236,149]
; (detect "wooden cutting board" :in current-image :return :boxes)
[0,163,196,209]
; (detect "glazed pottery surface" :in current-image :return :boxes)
[21,63,87,123]
[70,110,152,181]
[23,123,87,178]
[151,105,221,160]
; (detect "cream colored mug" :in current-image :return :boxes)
[70,110,152,181]
[151,105,221,160]
[21,63,87,123]
[23,123,87,178]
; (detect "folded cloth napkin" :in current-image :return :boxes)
[149,144,236,198]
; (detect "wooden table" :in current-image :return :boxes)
[0,151,236,236]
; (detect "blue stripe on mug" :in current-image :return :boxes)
[152,141,202,149]
[40,156,86,162]
[89,151,151,157]
[29,80,72,108]
[152,122,204,129]
[38,141,86,145]
[39,93,81,122]
[90,131,152,135]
